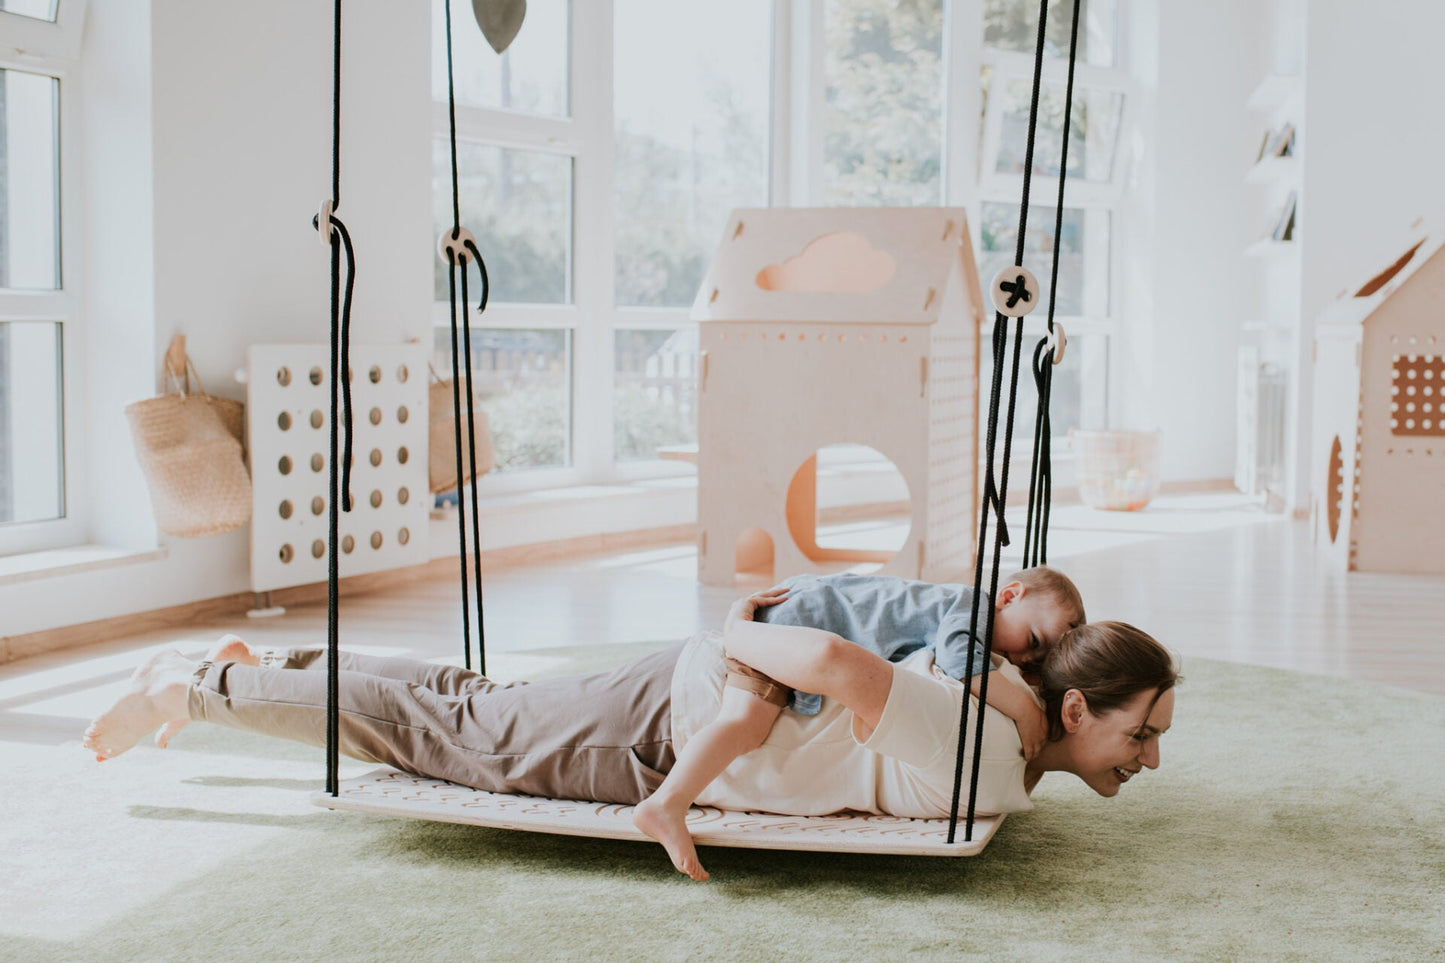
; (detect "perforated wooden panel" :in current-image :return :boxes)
[247,344,429,593]
[1390,353,1445,436]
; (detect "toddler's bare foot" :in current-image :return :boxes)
[154,634,258,748]
[83,649,195,760]
[633,796,709,881]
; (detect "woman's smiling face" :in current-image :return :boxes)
[1063,686,1175,797]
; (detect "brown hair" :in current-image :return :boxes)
[1038,621,1179,741]
[1009,565,1087,629]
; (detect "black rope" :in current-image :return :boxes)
[1022,0,1082,567]
[441,0,494,675]
[1023,338,1055,566]
[444,0,462,234]
[312,209,356,797]
[947,0,1060,845]
[335,219,357,513]
[321,0,348,798]
[330,0,341,210]
[325,225,341,798]
[459,245,489,675]
[444,253,475,670]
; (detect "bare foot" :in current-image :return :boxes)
[154,634,258,748]
[633,796,709,881]
[83,649,195,760]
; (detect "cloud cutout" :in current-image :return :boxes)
[755,232,897,293]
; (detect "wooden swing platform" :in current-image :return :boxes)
[314,768,1005,857]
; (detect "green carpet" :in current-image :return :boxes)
[4,648,1443,962]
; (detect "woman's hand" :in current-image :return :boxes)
[724,586,790,634]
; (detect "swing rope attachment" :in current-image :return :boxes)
[440,0,493,676]
[948,0,1082,844]
[317,0,357,798]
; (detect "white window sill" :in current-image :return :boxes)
[0,544,168,587]
[428,476,699,558]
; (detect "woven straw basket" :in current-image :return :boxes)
[428,374,495,494]
[124,338,252,537]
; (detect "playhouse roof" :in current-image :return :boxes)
[690,207,985,326]
[1315,222,1445,329]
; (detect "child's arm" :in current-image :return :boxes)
[970,670,1048,761]
[724,604,892,741]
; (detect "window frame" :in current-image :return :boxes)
[429,0,1133,496]
[0,0,84,60]
[431,0,776,492]
[0,9,86,556]
[971,3,1135,443]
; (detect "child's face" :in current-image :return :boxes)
[990,582,1074,671]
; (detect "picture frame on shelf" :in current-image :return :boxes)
[1272,191,1297,242]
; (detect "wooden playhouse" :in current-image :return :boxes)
[691,207,987,586]
[1312,225,1445,573]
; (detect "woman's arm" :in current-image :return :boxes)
[723,606,892,739]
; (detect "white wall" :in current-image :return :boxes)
[1291,1,1445,507]
[1114,0,1265,483]
[0,0,431,637]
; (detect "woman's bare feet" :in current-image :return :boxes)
[154,634,259,748]
[633,795,709,881]
[82,649,196,760]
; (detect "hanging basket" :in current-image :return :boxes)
[124,337,252,537]
[428,369,496,494]
[1070,429,1161,512]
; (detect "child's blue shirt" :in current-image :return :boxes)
[756,573,994,715]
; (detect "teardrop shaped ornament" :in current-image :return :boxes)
[471,0,526,55]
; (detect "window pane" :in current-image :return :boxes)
[983,0,1117,67]
[979,330,1105,451]
[430,0,568,117]
[614,328,698,462]
[613,0,770,308]
[823,0,944,206]
[995,80,1122,182]
[978,202,1109,318]
[0,321,63,525]
[434,327,571,472]
[0,0,57,22]
[433,141,572,304]
[0,69,60,291]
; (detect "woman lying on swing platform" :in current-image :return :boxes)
[84,585,1176,879]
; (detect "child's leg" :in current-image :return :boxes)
[633,680,784,881]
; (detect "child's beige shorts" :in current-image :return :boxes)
[723,656,791,708]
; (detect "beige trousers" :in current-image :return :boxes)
[187,644,681,805]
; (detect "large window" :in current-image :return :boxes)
[0,42,76,552]
[428,0,1127,495]
[977,0,1126,443]
[611,0,769,461]
[430,0,576,478]
[430,0,770,483]
[822,0,944,206]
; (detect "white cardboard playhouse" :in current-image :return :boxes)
[1312,225,1445,574]
[691,207,987,586]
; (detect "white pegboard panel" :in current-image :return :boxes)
[247,344,430,593]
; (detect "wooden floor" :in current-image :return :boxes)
[2,492,1441,752]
